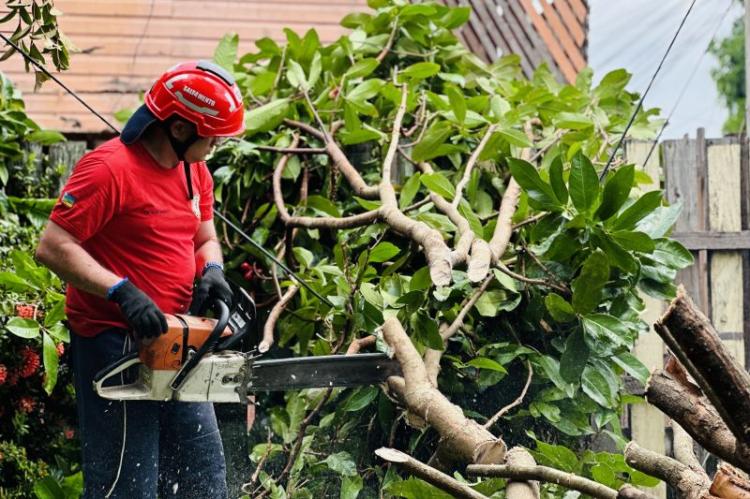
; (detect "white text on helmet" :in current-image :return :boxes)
[182,85,216,107]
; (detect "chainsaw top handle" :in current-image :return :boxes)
[169,298,231,391]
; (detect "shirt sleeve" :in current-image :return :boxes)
[197,161,214,222]
[49,155,119,242]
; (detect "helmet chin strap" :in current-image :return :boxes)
[162,121,200,200]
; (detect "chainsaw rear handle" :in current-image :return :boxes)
[91,352,154,400]
[169,298,231,391]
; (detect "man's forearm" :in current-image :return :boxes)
[194,237,223,274]
[37,238,121,298]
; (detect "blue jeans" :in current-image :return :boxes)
[70,329,228,498]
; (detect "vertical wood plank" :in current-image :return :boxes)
[623,141,667,499]
[707,141,745,368]
[663,136,710,314]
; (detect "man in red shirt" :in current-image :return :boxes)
[36,60,244,498]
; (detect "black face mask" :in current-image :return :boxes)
[161,118,199,200]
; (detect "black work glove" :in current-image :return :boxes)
[109,280,168,339]
[190,266,233,315]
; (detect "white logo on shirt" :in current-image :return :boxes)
[191,195,200,219]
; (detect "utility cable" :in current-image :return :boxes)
[643,0,735,165]
[600,0,697,181]
[0,33,334,308]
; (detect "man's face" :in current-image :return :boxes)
[168,119,227,163]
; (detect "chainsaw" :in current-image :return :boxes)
[93,286,401,402]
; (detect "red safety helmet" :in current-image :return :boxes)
[121,60,245,144]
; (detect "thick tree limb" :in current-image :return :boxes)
[260,285,299,353]
[285,119,380,199]
[710,464,750,498]
[672,422,705,477]
[379,87,453,287]
[382,317,506,466]
[624,442,710,499]
[489,177,521,263]
[655,286,750,465]
[504,447,540,499]
[646,369,745,472]
[375,448,488,499]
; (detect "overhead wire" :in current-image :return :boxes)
[643,0,736,165]
[599,0,698,181]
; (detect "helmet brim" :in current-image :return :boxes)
[120,104,158,144]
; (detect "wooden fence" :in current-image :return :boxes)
[626,131,748,498]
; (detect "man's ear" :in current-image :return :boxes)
[169,119,195,141]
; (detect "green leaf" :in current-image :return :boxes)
[475,290,520,316]
[582,366,614,408]
[467,357,507,373]
[43,298,66,327]
[532,440,580,472]
[508,157,559,210]
[369,242,401,263]
[42,331,58,394]
[245,98,290,135]
[549,156,568,204]
[556,112,594,130]
[399,173,422,208]
[413,313,444,350]
[386,478,454,499]
[610,230,655,252]
[569,152,600,213]
[420,172,455,200]
[412,122,452,162]
[324,451,358,475]
[545,293,576,322]
[33,476,64,499]
[445,85,466,124]
[341,474,363,499]
[611,190,663,230]
[492,268,518,292]
[582,314,628,349]
[400,62,440,81]
[213,32,238,70]
[286,59,308,90]
[652,238,694,269]
[27,129,65,145]
[410,266,432,291]
[596,165,634,220]
[560,328,589,383]
[0,271,35,292]
[441,6,471,29]
[347,78,383,102]
[308,52,322,89]
[345,58,379,79]
[341,386,378,412]
[5,317,40,338]
[636,203,682,238]
[613,351,649,385]
[571,250,610,314]
[339,128,383,145]
[497,127,532,147]
[292,246,314,268]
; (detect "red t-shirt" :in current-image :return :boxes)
[49,138,214,337]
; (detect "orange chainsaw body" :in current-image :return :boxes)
[138,314,233,371]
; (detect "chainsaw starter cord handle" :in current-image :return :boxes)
[108,280,168,339]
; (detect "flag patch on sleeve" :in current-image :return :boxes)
[61,192,76,208]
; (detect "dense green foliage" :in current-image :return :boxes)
[0,73,79,498]
[709,14,745,134]
[202,0,689,496]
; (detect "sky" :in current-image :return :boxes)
[588,0,743,139]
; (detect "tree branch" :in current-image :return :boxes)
[346,335,376,355]
[624,442,710,499]
[285,119,380,199]
[655,286,750,466]
[483,361,533,429]
[260,284,299,353]
[467,463,620,499]
[646,369,744,471]
[504,447,540,499]
[379,86,453,287]
[375,448,488,499]
[382,317,506,466]
[452,124,498,209]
